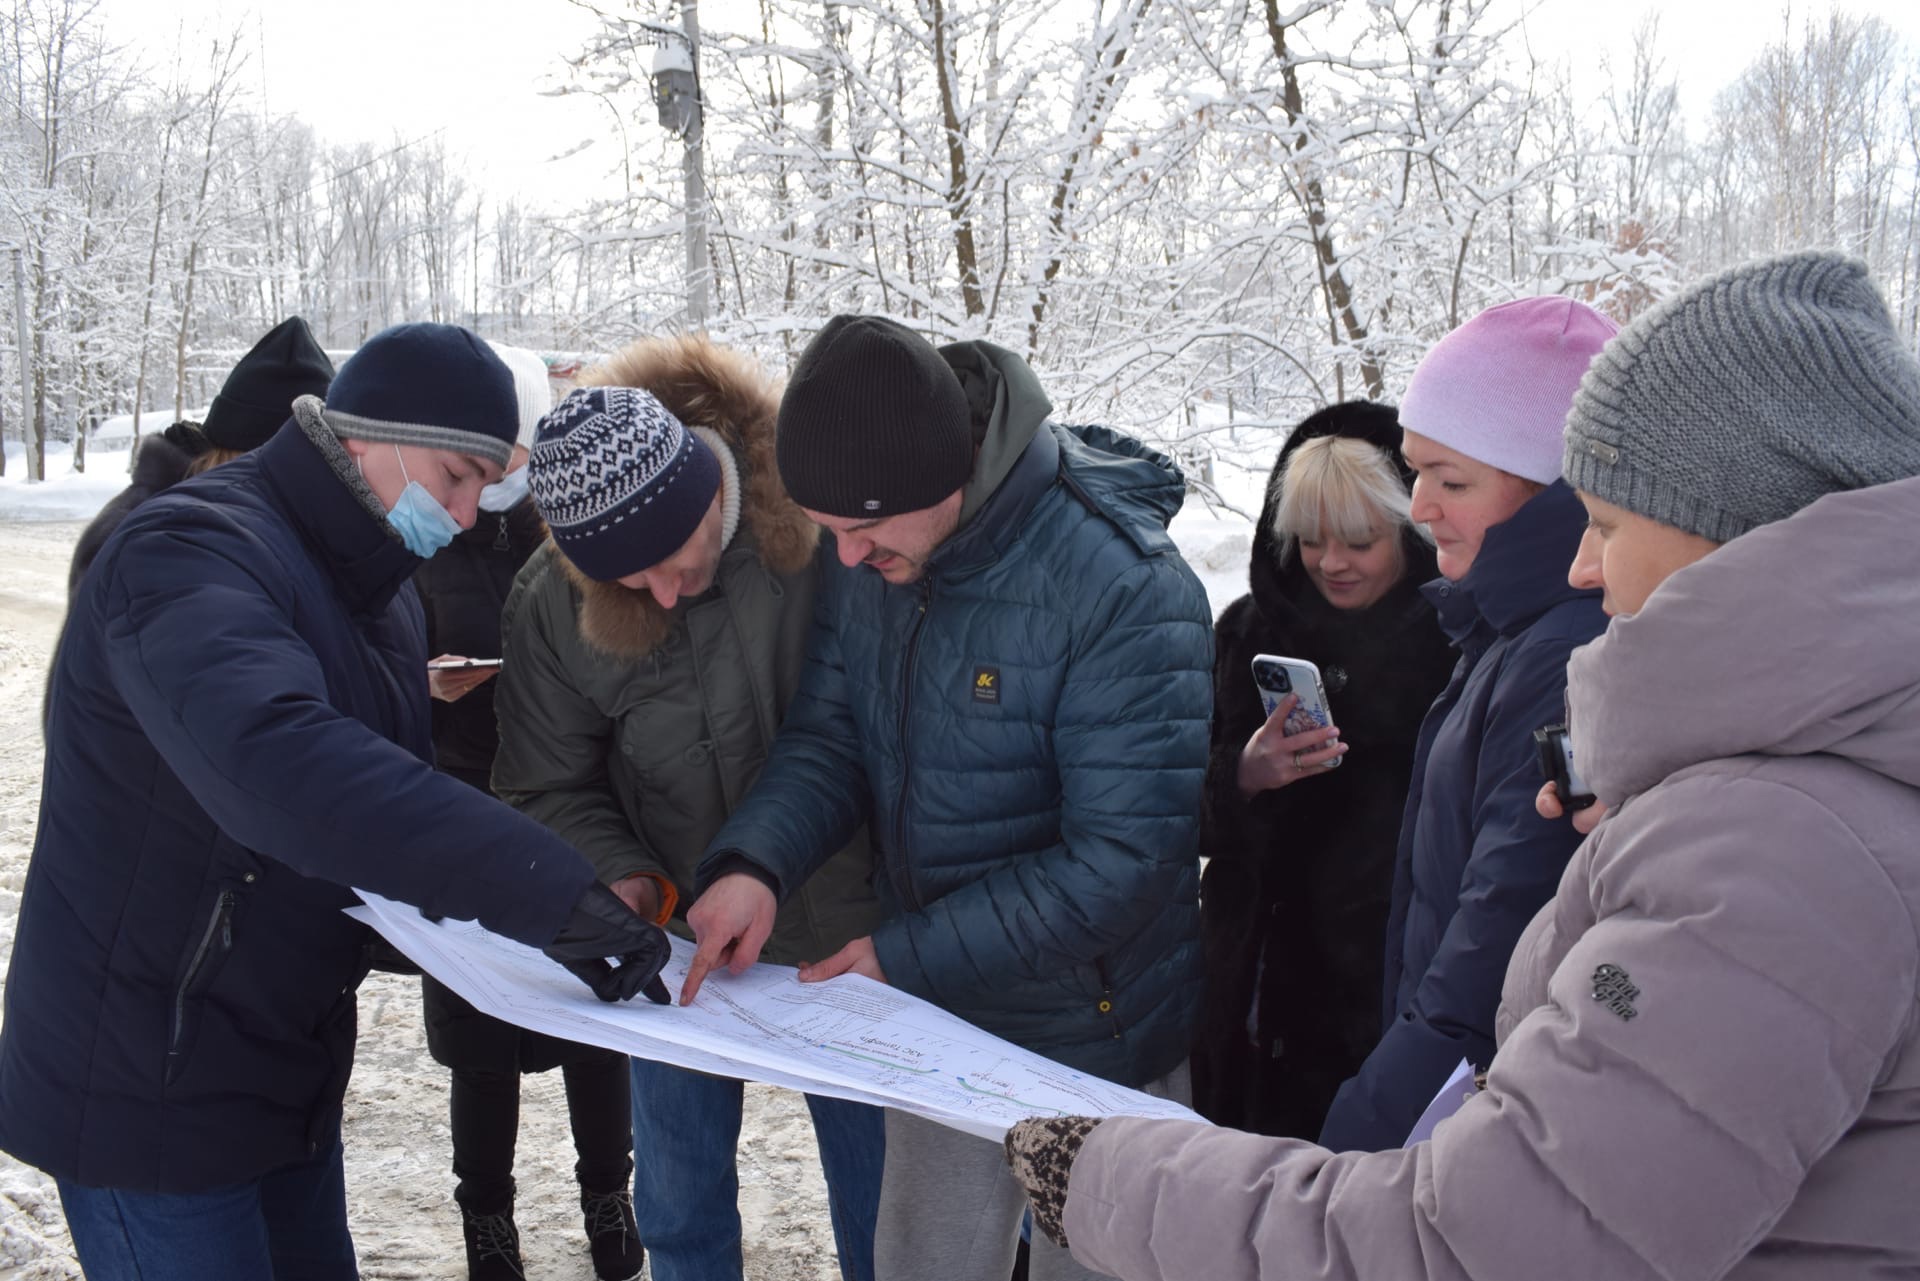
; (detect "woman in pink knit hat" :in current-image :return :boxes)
[1305,296,1616,1152]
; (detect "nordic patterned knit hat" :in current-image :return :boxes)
[1399,296,1619,484]
[528,386,721,581]
[1564,251,1920,542]
[319,322,519,467]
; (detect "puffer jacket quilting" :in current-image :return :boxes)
[704,344,1211,1086]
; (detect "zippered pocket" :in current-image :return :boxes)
[165,889,236,1084]
[1094,956,1123,1039]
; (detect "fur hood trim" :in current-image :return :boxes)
[559,334,818,659]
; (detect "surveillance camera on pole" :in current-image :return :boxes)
[651,40,700,140]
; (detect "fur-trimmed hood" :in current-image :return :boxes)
[559,334,819,659]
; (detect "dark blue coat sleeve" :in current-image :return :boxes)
[99,521,595,947]
[698,550,873,897]
[1319,626,1588,1151]
[870,556,1211,1003]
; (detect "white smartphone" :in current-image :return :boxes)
[1250,653,1340,768]
[426,657,504,671]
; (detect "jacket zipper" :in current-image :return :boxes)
[1095,956,1121,1038]
[168,890,236,1067]
[891,582,933,911]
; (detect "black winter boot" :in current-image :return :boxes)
[581,1187,645,1281]
[461,1204,526,1281]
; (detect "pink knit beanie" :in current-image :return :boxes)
[1398,296,1619,484]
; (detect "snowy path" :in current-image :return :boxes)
[0,518,839,1281]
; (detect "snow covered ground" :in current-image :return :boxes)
[0,437,1265,1278]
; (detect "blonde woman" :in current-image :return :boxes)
[1194,403,1453,1141]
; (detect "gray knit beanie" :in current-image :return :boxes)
[1563,251,1920,542]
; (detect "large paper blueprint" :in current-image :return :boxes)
[350,893,1203,1140]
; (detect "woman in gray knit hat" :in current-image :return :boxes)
[994,251,1920,1281]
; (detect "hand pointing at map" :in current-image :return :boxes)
[682,871,779,1005]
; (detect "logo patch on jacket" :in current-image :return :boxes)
[1591,963,1640,1021]
[972,666,1000,704]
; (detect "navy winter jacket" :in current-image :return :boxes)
[0,419,594,1193]
[1318,481,1605,1151]
[702,344,1212,1087]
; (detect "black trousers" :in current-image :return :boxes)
[451,1048,633,1212]
[428,767,634,1212]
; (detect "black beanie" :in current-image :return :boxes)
[203,317,336,451]
[775,315,974,518]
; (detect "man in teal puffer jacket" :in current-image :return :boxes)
[679,315,1212,1281]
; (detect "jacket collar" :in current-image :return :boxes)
[1422,480,1597,642]
[255,414,422,615]
[1570,475,1920,802]
[928,425,1060,580]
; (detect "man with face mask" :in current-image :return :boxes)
[0,322,671,1281]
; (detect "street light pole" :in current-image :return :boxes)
[679,0,710,329]
[11,246,36,481]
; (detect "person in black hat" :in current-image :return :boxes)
[64,316,335,599]
[200,316,339,456]
[680,314,1212,1281]
[2,321,671,1281]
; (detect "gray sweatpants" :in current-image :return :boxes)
[872,1062,1192,1281]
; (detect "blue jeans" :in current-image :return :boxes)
[57,1136,357,1280]
[630,1058,883,1281]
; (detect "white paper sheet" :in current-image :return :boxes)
[350,893,1205,1140]
[1404,1057,1478,1146]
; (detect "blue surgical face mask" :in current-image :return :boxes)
[477,465,529,513]
[383,444,462,558]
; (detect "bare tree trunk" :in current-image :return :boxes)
[929,0,985,318]
[132,102,180,451]
[1027,0,1151,356]
[1264,0,1383,398]
[174,38,244,419]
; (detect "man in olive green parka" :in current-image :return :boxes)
[493,334,883,1281]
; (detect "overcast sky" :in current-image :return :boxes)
[94,0,1920,207]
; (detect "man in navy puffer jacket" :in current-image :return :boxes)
[679,315,1212,1281]
[0,323,669,1281]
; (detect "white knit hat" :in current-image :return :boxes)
[1399,297,1618,484]
[485,341,555,451]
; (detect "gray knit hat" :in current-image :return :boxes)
[1563,251,1920,542]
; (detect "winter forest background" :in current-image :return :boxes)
[5,0,1920,493]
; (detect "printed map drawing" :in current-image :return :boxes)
[350,893,1203,1140]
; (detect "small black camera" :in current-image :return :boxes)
[1533,722,1596,812]
[1253,663,1292,694]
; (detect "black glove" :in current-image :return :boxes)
[162,420,212,458]
[1004,1115,1104,1248]
[542,882,672,1005]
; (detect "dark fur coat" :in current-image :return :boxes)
[66,423,208,598]
[1191,403,1456,1138]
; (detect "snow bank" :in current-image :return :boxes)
[0,442,134,524]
